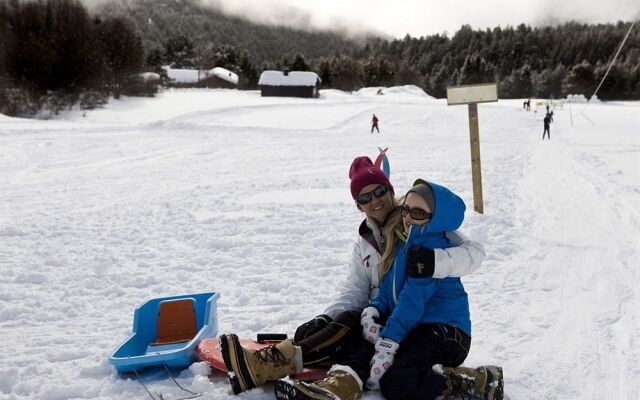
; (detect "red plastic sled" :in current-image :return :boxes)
[196,338,326,381]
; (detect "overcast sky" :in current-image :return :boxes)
[202,0,639,38]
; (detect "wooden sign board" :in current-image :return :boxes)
[447,83,498,106]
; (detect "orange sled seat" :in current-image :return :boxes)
[152,299,197,345]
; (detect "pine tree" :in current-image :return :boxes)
[317,58,333,88]
[458,54,496,85]
[94,16,144,98]
[0,1,7,78]
[0,1,8,113]
[238,51,258,89]
[363,56,395,87]
[163,35,196,68]
[145,48,165,71]
[427,63,452,98]
[395,62,422,87]
[289,54,310,71]
[331,55,363,91]
[563,60,596,97]
[5,0,101,93]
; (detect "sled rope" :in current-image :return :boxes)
[132,365,203,400]
[162,363,203,400]
[133,369,161,400]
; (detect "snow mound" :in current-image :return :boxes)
[316,89,355,99]
[566,94,600,103]
[385,85,435,99]
[355,85,435,99]
[566,94,588,103]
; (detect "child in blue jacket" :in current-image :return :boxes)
[362,179,502,400]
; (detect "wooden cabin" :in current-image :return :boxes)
[258,70,321,98]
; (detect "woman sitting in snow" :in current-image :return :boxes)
[274,180,504,400]
[218,157,486,396]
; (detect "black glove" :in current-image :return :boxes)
[294,314,332,342]
[406,246,435,278]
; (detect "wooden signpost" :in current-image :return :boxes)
[446,83,498,214]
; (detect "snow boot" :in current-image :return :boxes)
[440,365,504,400]
[219,333,302,395]
[274,365,363,400]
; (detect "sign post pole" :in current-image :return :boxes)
[467,103,483,213]
[446,83,498,214]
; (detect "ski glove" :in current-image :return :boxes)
[361,306,383,344]
[366,337,400,390]
[294,314,332,342]
[406,246,435,278]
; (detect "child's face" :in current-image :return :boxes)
[402,192,432,233]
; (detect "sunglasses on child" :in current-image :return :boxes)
[400,205,432,221]
[355,185,390,205]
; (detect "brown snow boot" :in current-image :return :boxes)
[274,365,363,400]
[440,365,504,400]
[220,333,302,395]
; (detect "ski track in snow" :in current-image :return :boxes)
[0,88,638,399]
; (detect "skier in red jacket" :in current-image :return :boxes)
[371,114,380,133]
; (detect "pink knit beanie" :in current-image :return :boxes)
[349,156,393,199]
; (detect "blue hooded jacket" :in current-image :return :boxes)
[369,180,471,344]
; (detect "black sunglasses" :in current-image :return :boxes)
[400,205,432,221]
[356,185,390,205]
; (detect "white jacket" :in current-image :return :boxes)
[324,218,485,319]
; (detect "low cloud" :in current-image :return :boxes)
[199,0,381,37]
[82,0,639,38]
[201,0,639,37]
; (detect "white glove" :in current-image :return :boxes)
[361,306,382,344]
[366,337,400,390]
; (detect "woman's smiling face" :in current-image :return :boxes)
[357,184,395,225]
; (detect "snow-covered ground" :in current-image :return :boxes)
[1,86,638,400]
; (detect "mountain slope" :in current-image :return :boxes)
[98,0,367,61]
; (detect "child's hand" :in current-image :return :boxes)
[361,307,382,344]
[366,337,399,390]
[406,246,435,277]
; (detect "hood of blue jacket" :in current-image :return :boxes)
[408,179,465,240]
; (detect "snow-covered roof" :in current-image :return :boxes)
[135,72,161,82]
[162,67,200,83]
[207,67,239,85]
[258,70,321,87]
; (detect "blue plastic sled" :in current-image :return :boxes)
[109,292,220,373]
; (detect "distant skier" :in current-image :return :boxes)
[526,99,531,111]
[371,114,380,133]
[543,113,551,140]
